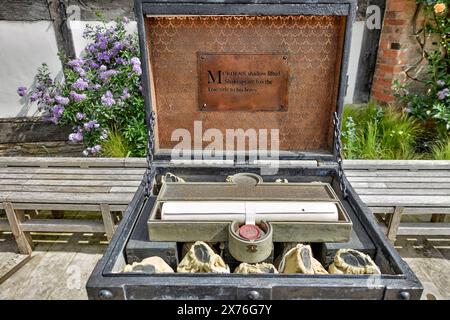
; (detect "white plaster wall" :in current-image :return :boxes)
[69,20,137,57]
[0,21,63,118]
[345,21,365,104]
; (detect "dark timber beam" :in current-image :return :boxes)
[353,0,386,103]
[47,0,76,59]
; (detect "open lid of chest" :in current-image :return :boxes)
[136,0,356,162]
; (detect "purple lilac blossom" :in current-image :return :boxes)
[52,105,64,117]
[76,112,85,120]
[97,35,108,50]
[84,120,100,131]
[121,88,131,100]
[86,44,97,54]
[30,92,39,102]
[123,17,130,24]
[130,57,142,75]
[72,78,89,90]
[17,86,27,97]
[101,91,116,107]
[74,67,86,77]
[97,51,111,63]
[437,80,446,87]
[55,95,70,105]
[70,91,87,102]
[82,150,89,156]
[67,59,84,69]
[68,131,83,142]
[91,145,102,154]
[91,84,101,91]
[115,57,126,65]
[89,61,100,69]
[99,65,107,71]
[99,69,118,81]
[437,88,450,100]
[43,93,55,104]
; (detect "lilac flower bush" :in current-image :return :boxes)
[17,18,147,157]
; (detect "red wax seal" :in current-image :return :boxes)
[239,224,260,240]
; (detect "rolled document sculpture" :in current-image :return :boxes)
[161,201,339,222]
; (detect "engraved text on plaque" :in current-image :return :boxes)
[198,53,289,111]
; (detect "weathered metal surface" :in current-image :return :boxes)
[198,53,289,112]
[86,165,423,300]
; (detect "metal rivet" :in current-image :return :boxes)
[247,290,261,300]
[98,289,114,300]
[399,291,411,300]
[283,56,287,60]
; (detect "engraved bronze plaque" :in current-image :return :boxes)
[198,53,289,111]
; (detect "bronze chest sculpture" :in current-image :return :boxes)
[87,0,423,300]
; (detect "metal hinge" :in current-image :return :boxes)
[332,112,348,199]
[145,111,156,197]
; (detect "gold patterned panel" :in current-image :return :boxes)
[145,15,346,153]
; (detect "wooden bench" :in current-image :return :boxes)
[345,160,450,242]
[1,157,449,254]
[0,157,146,254]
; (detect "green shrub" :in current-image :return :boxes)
[432,140,450,160]
[342,102,423,160]
[101,129,130,158]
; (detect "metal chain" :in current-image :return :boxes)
[145,111,156,197]
[333,112,348,199]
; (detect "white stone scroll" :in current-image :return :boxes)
[160,201,339,223]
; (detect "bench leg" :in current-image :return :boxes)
[387,206,404,243]
[3,202,33,255]
[100,204,115,241]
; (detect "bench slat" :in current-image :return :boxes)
[353,188,450,195]
[397,223,450,236]
[348,176,450,182]
[350,182,449,189]
[346,170,450,177]
[20,219,105,233]
[344,160,450,170]
[369,206,450,214]
[1,203,127,211]
[0,179,141,187]
[360,195,450,206]
[0,173,144,180]
[0,192,135,204]
[0,167,146,175]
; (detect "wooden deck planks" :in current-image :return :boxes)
[395,236,450,299]
[0,232,106,300]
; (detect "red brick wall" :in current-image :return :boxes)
[371,0,422,103]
